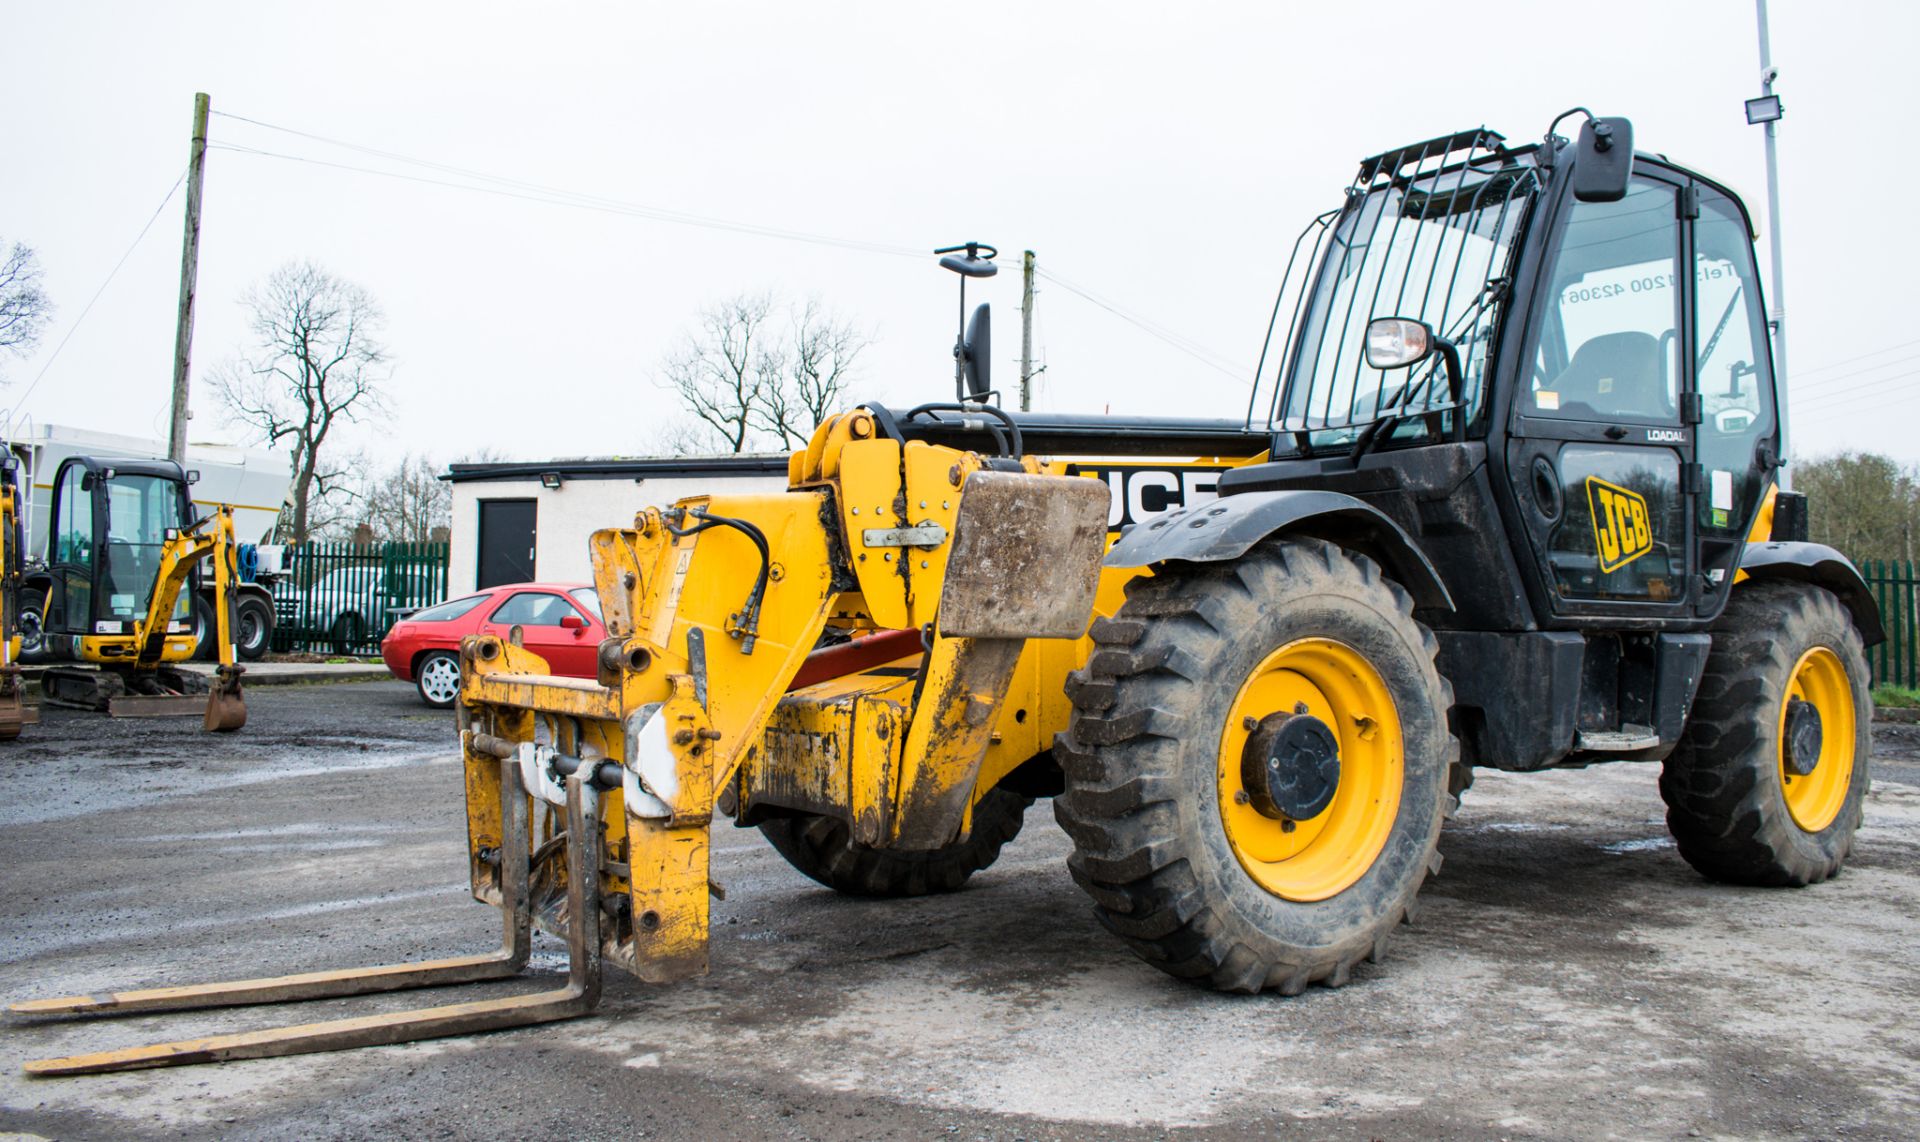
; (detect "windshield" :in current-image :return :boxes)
[98,474,190,622]
[1261,134,1540,449]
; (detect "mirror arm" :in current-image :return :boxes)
[1436,338,1467,442]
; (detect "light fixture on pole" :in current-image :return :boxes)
[1744,94,1783,125]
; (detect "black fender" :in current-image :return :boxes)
[1104,489,1454,611]
[1738,541,1885,646]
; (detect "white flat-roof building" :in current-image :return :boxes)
[441,456,789,595]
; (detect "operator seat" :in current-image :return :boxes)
[99,538,161,618]
[1542,330,1669,421]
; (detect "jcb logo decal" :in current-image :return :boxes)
[1586,476,1653,572]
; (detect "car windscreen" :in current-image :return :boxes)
[409,595,487,623]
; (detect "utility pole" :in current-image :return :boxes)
[1019,250,1036,412]
[166,92,211,465]
[1749,2,1789,484]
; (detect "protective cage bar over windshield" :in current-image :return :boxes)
[1254,127,1542,453]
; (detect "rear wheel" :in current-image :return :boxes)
[415,650,462,709]
[1055,538,1456,993]
[235,595,273,661]
[1662,582,1870,886]
[759,786,1032,897]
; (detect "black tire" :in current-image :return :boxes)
[1661,582,1871,886]
[759,785,1032,897]
[331,612,368,656]
[18,592,46,664]
[1054,538,1457,994]
[191,594,217,661]
[415,649,462,709]
[236,595,273,662]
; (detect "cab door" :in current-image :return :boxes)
[43,459,101,642]
[1505,173,1698,619]
[1688,183,1783,610]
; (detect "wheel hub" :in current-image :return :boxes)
[1241,712,1341,820]
[1783,696,1824,777]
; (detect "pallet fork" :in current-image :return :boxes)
[10,758,604,1076]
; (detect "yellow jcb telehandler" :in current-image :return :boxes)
[12,110,1882,1075]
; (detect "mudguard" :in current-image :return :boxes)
[1104,489,1453,611]
[1738,541,1885,646]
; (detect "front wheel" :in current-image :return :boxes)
[415,650,462,709]
[1055,538,1457,994]
[331,612,368,656]
[1662,582,1871,886]
[19,593,46,663]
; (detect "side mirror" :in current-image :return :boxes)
[1572,116,1634,203]
[961,303,991,399]
[1364,318,1435,370]
[559,613,588,632]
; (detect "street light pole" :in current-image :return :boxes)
[1752,0,1790,484]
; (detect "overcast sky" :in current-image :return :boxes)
[3,1,1913,470]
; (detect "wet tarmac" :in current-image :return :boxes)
[2,682,1917,1140]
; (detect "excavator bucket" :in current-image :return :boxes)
[0,665,31,740]
[9,758,604,1076]
[203,664,247,733]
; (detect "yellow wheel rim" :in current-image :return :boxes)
[1217,637,1404,902]
[1777,646,1855,833]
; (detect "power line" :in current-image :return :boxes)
[1790,337,1920,380]
[207,115,926,261]
[1036,268,1249,382]
[4,167,188,437]
[1791,368,1920,418]
[211,109,1253,393]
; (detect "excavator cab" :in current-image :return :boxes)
[33,456,246,728]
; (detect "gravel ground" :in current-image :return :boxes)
[1,682,1917,1141]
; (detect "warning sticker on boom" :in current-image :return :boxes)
[1585,476,1653,573]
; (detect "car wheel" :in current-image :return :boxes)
[331,612,368,656]
[235,595,273,661]
[415,650,461,708]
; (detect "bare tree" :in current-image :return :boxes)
[0,241,54,377]
[215,261,391,542]
[658,292,871,453]
[754,298,869,448]
[361,453,452,544]
[660,292,780,453]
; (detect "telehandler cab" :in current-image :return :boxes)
[27,455,247,730]
[13,110,1879,1074]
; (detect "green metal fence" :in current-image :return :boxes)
[269,541,450,657]
[1862,560,1920,690]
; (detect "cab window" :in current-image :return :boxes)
[1527,179,1683,423]
[1693,188,1777,534]
[53,466,93,565]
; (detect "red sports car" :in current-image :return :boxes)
[381,582,607,707]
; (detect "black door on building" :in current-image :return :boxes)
[477,499,537,588]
